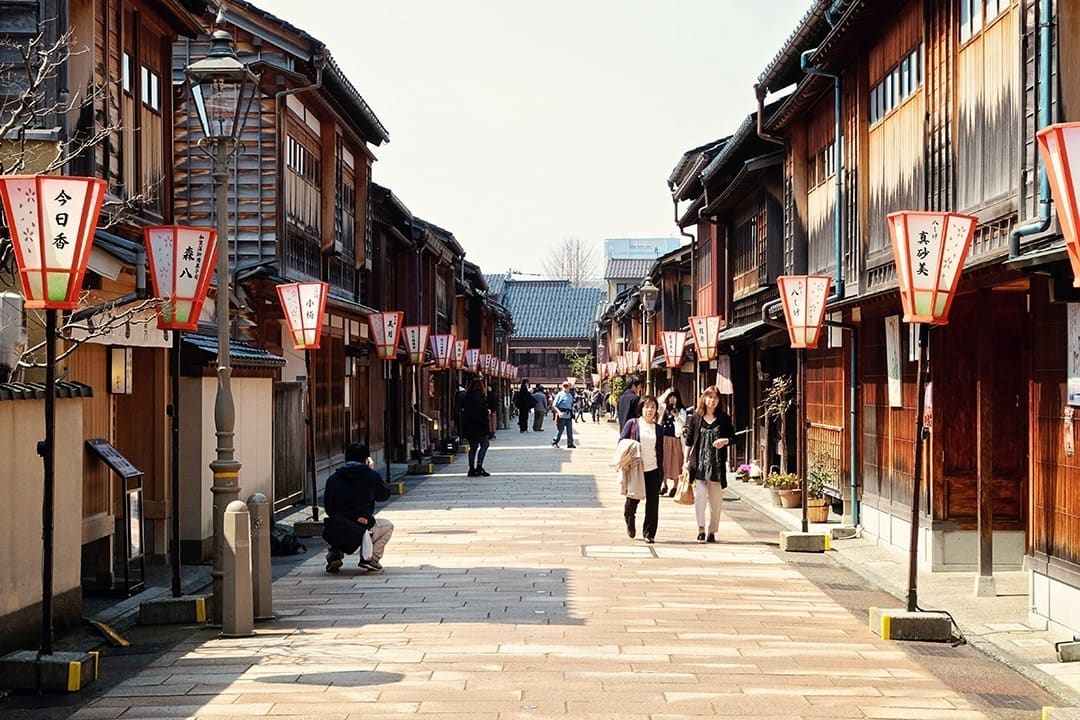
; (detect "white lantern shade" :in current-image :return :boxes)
[661,330,687,368]
[777,275,833,349]
[1037,123,1080,286]
[590,372,601,386]
[689,315,724,362]
[453,339,468,370]
[144,225,218,330]
[0,175,106,309]
[403,325,430,364]
[639,344,656,371]
[277,281,329,349]
[887,211,977,325]
[367,310,404,361]
[429,334,454,369]
[465,348,480,372]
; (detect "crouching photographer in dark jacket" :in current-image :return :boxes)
[323,442,394,573]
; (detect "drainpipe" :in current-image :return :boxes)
[754,84,784,147]
[801,49,845,300]
[1009,0,1054,257]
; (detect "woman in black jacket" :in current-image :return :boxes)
[514,379,536,432]
[683,385,736,543]
[463,378,492,477]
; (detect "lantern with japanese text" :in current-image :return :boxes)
[1037,123,1080,285]
[689,315,724,362]
[639,344,656,373]
[616,354,627,375]
[465,348,480,372]
[367,311,404,361]
[590,372,600,387]
[607,361,618,379]
[145,226,219,330]
[403,325,430,364]
[499,360,509,378]
[479,353,491,374]
[277,281,329,349]
[453,339,468,370]
[661,330,687,368]
[777,275,833,349]
[887,211,977,325]
[0,175,107,310]
[429,334,454,369]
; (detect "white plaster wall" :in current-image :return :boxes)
[0,399,83,616]
[1030,571,1080,635]
[179,376,274,552]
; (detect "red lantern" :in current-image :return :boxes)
[277,281,329,349]
[887,211,977,325]
[403,325,430,364]
[144,225,218,330]
[429,334,454,369]
[367,310,404,361]
[689,315,724,362]
[465,348,480,372]
[777,275,833,349]
[1037,123,1080,286]
[0,175,107,310]
[452,339,468,370]
[661,330,687,368]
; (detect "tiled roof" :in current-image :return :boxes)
[502,280,603,339]
[94,229,142,265]
[484,273,508,300]
[183,333,286,368]
[604,258,655,281]
[0,381,94,401]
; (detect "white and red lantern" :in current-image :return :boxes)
[624,351,639,373]
[590,372,601,387]
[689,315,724,362]
[1037,123,1080,286]
[638,344,656,373]
[887,211,977,325]
[403,325,430,364]
[144,225,218,330]
[661,330,687,368]
[0,175,107,310]
[277,281,329,350]
[479,353,491,374]
[452,339,468,370]
[429,334,454,369]
[607,360,618,379]
[777,275,833,349]
[368,311,404,361]
[465,348,480,372]
[499,360,509,378]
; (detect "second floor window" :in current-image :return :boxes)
[961,0,1008,43]
[869,44,923,125]
[286,132,321,234]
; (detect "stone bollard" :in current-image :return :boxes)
[222,500,254,637]
[246,492,274,621]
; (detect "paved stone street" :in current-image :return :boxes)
[69,420,1058,719]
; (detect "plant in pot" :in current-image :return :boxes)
[760,374,794,475]
[736,463,753,482]
[764,470,799,507]
[806,450,834,523]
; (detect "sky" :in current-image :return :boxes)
[248,0,812,277]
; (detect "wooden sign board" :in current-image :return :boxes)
[85,438,142,479]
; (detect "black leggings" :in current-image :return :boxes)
[468,434,489,469]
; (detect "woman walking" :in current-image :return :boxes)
[657,388,687,497]
[514,379,535,433]
[683,386,736,542]
[620,395,664,543]
[463,378,492,477]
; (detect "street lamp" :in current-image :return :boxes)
[638,277,659,393]
[403,324,430,457]
[777,275,834,534]
[277,281,329,522]
[184,29,258,624]
[1036,123,1080,283]
[0,174,105,654]
[367,310,404,486]
[888,210,977,612]
[145,225,219,598]
[689,314,724,395]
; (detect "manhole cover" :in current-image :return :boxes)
[969,693,1044,711]
[823,582,863,591]
[903,643,957,656]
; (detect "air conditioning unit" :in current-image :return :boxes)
[0,291,27,377]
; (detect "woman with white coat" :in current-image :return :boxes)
[620,395,664,543]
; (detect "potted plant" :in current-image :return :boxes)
[736,463,752,482]
[764,470,799,507]
[760,374,794,475]
[806,450,834,523]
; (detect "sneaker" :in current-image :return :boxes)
[567,444,577,448]
[551,440,559,448]
[325,551,344,573]
[477,467,491,477]
[358,558,383,571]
[696,532,706,543]
[706,533,716,543]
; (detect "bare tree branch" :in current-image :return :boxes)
[541,236,601,287]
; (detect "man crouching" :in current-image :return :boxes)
[323,442,394,573]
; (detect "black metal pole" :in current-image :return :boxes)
[169,331,182,597]
[305,348,319,521]
[798,347,808,533]
[906,323,929,612]
[40,309,57,655]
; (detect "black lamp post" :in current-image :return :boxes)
[638,277,659,394]
[184,30,258,624]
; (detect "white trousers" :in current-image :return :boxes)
[694,480,725,533]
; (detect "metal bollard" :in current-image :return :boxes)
[222,500,254,637]
[245,492,274,621]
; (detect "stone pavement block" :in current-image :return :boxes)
[0,649,99,692]
[1043,709,1080,719]
[868,607,953,642]
[779,531,831,552]
[138,596,208,625]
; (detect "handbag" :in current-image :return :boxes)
[322,514,367,554]
[360,528,374,561]
[674,470,695,505]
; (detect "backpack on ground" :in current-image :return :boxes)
[270,524,306,555]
